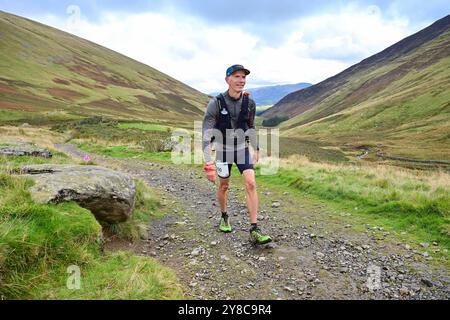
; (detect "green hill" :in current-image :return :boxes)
[0,11,208,125]
[262,15,450,160]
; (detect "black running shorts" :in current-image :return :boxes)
[216,148,254,178]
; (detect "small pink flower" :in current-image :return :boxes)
[83,155,91,162]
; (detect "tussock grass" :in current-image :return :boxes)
[257,155,450,248]
[0,171,102,298]
[77,143,172,163]
[0,125,68,150]
[105,179,165,241]
[55,119,173,154]
[37,251,183,299]
[0,153,72,173]
[117,122,171,132]
[0,110,85,127]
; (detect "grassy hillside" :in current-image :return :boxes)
[263,15,450,161]
[0,11,208,125]
[256,155,449,251]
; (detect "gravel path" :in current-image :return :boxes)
[55,144,450,300]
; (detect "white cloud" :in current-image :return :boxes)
[33,3,419,93]
[294,4,413,61]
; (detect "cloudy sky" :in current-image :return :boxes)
[1,1,448,93]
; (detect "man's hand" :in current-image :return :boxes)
[252,150,259,164]
[203,161,216,184]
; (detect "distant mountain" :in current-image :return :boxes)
[0,11,209,124]
[261,14,450,160]
[246,83,312,106]
[208,82,312,106]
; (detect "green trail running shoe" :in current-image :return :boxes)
[250,227,272,244]
[219,216,232,233]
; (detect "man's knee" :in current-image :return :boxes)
[245,179,257,191]
[219,180,230,192]
[243,173,257,191]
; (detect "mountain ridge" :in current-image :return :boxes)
[260,14,450,159]
[262,14,450,121]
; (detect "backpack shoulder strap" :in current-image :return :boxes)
[238,92,250,127]
[216,94,228,112]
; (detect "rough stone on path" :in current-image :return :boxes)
[0,146,52,158]
[20,164,136,223]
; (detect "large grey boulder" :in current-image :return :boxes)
[20,164,136,224]
[0,146,52,158]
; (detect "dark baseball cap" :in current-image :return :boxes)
[226,64,250,77]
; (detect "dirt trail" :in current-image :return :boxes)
[55,144,450,300]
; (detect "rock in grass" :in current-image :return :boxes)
[271,201,281,208]
[316,252,325,259]
[399,287,410,296]
[0,146,52,158]
[20,164,135,224]
[421,278,434,287]
[138,224,150,240]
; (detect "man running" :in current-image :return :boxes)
[202,64,272,244]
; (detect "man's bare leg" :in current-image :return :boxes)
[242,169,258,224]
[243,169,272,243]
[217,177,232,232]
[218,177,230,213]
